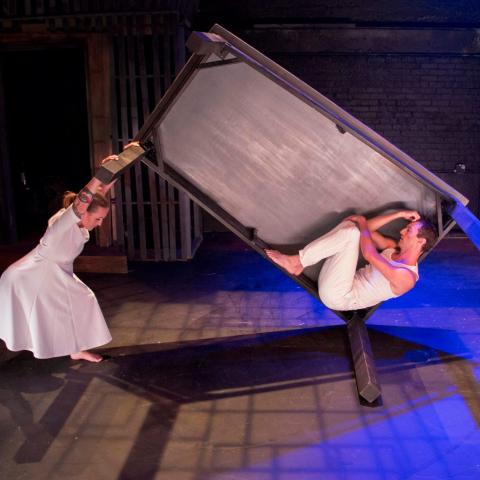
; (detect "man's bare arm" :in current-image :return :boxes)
[354,216,417,295]
[346,210,420,251]
[345,213,398,250]
[369,231,397,251]
[367,210,420,232]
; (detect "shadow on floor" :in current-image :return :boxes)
[0,324,476,479]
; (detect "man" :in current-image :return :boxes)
[265,210,437,311]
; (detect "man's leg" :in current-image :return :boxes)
[264,250,304,275]
[316,225,360,310]
[266,221,361,309]
[298,221,359,267]
[266,221,358,273]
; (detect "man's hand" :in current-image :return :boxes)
[344,214,367,228]
[398,210,420,222]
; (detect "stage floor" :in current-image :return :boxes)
[1,233,479,480]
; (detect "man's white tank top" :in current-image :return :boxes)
[352,248,419,309]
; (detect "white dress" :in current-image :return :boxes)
[0,205,112,358]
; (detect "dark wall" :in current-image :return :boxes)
[1,48,91,241]
[195,1,480,217]
[198,1,480,24]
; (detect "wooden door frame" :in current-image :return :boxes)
[0,33,114,246]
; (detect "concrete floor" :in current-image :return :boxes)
[0,233,479,480]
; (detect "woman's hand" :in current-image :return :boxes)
[100,141,139,166]
[123,141,140,150]
[100,154,119,166]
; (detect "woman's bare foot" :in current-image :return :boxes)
[265,249,304,275]
[70,351,103,363]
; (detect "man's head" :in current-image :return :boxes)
[399,219,437,255]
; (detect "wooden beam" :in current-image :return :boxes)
[86,34,113,247]
[74,254,128,274]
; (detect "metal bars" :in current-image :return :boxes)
[111,16,202,261]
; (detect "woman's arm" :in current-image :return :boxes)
[95,155,120,195]
[71,143,139,218]
[71,170,115,218]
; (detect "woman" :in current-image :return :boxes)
[0,152,122,362]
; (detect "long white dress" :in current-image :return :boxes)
[0,205,112,359]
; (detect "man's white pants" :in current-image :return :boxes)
[299,221,361,311]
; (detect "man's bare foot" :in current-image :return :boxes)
[70,351,103,363]
[265,249,304,275]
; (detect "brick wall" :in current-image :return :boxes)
[273,53,480,175]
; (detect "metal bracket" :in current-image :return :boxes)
[139,140,157,164]
[449,201,480,250]
[95,144,146,184]
[186,31,228,59]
